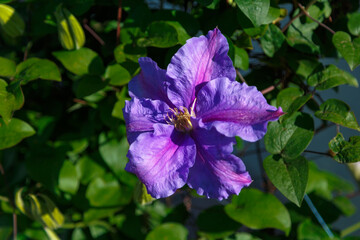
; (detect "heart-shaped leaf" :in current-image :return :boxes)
[225,188,291,235]
[264,155,308,207]
[332,31,360,71]
[315,99,360,131]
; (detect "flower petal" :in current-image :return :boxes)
[126,124,196,198]
[129,57,171,104]
[196,78,284,142]
[187,124,252,200]
[166,28,236,108]
[123,97,170,143]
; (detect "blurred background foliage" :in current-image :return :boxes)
[0,0,360,239]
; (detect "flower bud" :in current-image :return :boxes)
[0,4,25,38]
[348,162,360,186]
[54,5,85,50]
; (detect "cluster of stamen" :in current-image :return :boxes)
[165,107,193,132]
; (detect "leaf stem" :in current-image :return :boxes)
[304,194,334,238]
[341,221,360,237]
[304,150,332,157]
[83,19,105,46]
[236,69,246,83]
[298,3,335,35]
[281,12,304,32]
[116,0,123,45]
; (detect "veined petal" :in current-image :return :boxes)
[129,57,172,105]
[196,78,284,142]
[126,124,196,198]
[188,124,252,200]
[167,28,236,108]
[123,97,170,143]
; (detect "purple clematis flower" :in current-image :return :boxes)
[123,28,284,200]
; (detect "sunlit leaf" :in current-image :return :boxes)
[0,57,16,77]
[235,0,270,27]
[0,118,35,149]
[307,65,358,90]
[315,99,360,131]
[53,48,105,75]
[146,223,188,240]
[332,31,360,71]
[16,58,61,84]
[225,188,291,235]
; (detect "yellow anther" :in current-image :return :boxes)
[166,107,193,132]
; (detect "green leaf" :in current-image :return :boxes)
[265,112,314,159]
[86,174,131,207]
[307,65,358,90]
[289,58,322,79]
[348,12,360,36]
[329,133,360,163]
[0,118,35,149]
[277,88,303,111]
[114,43,147,63]
[73,75,108,98]
[0,79,24,124]
[58,160,79,194]
[15,58,61,84]
[276,87,312,122]
[297,219,333,240]
[112,88,130,120]
[235,0,270,27]
[243,25,268,39]
[315,99,360,131]
[75,155,105,184]
[333,196,356,216]
[306,162,354,199]
[225,188,291,235]
[138,21,188,48]
[145,223,188,240]
[133,181,154,205]
[332,31,360,71]
[98,132,136,186]
[263,155,308,207]
[286,10,320,54]
[0,57,16,77]
[52,47,105,76]
[260,24,286,57]
[234,46,249,70]
[197,205,240,239]
[104,64,131,86]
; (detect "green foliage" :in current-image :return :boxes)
[0,57,16,77]
[329,133,360,163]
[1,0,359,239]
[315,99,360,131]
[332,31,360,71]
[263,155,308,207]
[225,188,291,235]
[145,223,188,240]
[235,0,270,27]
[0,118,35,149]
[265,112,314,159]
[197,205,240,239]
[307,64,358,90]
[16,58,61,84]
[53,48,104,75]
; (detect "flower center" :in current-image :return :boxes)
[166,107,193,132]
